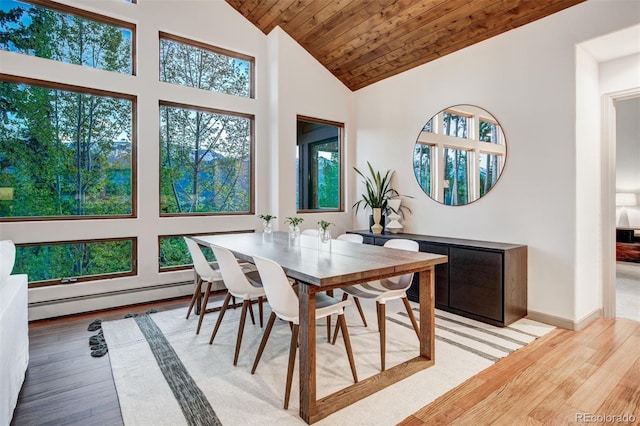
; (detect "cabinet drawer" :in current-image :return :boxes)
[449,247,503,322]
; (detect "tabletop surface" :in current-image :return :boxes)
[193,232,448,287]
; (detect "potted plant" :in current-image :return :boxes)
[285,216,304,238]
[317,220,333,243]
[353,162,411,234]
[258,214,276,234]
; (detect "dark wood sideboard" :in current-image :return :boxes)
[348,231,528,327]
[616,228,640,263]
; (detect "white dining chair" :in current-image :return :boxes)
[336,233,364,243]
[333,238,420,371]
[184,237,225,335]
[208,244,266,366]
[301,229,319,237]
[250,255,358,409]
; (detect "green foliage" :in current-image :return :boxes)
[159,236,215,269]
[285,216,304,226]
[258,214,276,223]
[13,240,133,282]
[159,105,251,214]
[317,220,333,231]
[353,161,412,217]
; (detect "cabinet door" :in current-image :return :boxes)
[407,243,448,306]
[449,247,503,322]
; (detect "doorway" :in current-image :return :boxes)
[602,89,640,320]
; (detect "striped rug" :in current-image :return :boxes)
[102,295,554,426]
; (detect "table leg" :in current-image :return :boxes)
[419,268,435,360]
[298,283,317,423]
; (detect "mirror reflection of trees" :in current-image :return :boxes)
[413,105,506,206]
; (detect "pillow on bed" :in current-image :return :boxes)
[0,240,16,283]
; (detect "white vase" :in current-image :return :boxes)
[386,199,403,233]
[371,208,383,234]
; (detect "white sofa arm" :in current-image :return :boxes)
[0,239,29,425]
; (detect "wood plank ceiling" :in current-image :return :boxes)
[225,0,586,91]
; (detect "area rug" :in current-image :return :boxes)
[102,294,554,426]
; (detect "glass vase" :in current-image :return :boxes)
[263,220,273,234]
[289,224,300,238]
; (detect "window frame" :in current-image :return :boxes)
[0,74,138,222]
[158,100,255,217]
[158,230,254,272]
[4,0,137,75]
[296,115,344,213]
[16,237,138,288]
[158,31,255,99]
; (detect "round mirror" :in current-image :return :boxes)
[413,104,506,206]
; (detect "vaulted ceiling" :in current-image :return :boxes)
[225,0,586,91]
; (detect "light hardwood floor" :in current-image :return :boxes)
[11,297,640,426]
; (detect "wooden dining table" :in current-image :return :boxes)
[193,231,448,424]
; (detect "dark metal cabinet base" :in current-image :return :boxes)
[350,231,528,327]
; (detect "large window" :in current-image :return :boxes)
[13,238,137,288]
[0,76,135,219]
[160,102,253,215]
[296,116,342,211]
[0,0,134,75]
[159,32,253,98]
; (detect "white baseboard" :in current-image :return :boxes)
[27,281,211,321]
[527,308,602,331]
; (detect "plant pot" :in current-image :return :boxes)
[369,213,385,233]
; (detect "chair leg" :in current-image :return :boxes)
[233,299,250,366]
[258,296,264,328]
[337,314,358,383]
[251,312,276,374]
[331,313,340,345]
[248,300,256,325]
[284,324,299,410]
[186,277,203,319]
[353,296,368,327]
[196,281,212,335]
[209,293,232,344]
[326,316,331,342]
[402,297,420,339]
[377,301,386,371]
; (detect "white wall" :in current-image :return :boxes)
[266,28,354,236]
[352,0,640,325]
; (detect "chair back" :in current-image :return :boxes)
[210,244,256,296]
[0,240,15,282]
[184,237,218,280]
[336,233,364,243]
[252,255,299,322]
[383,239,419,288]
[301,229,319,237]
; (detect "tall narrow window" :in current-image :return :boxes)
[159,33,253,98]
[444,148,469,205]
[0,0,134,74]
[160,102,253,215]
[413,143,432,197]
[0,77,135,219]
[296,116,343,211]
